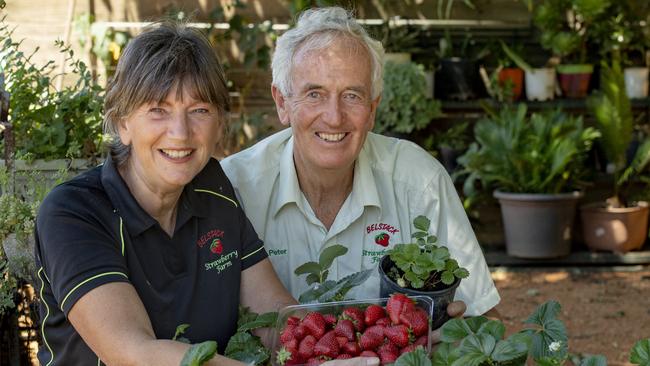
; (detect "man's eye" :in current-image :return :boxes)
[307,91,321,99]
[344,93,360,100]
[192,108,209,114]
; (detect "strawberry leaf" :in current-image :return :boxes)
[394,346,432,366]
[318,244,348,270]
[413,215,431,231]
[180,341,218,366]
[440,318,474,342]
[237,312,278,332]
[173,324,191,342]
[630,339,650,365]
[294,262,321,276]
[579,355,607,366]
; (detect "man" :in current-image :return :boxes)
[221,7,500,320]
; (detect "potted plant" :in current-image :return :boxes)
[376,19,420,65]
[373,61,442,136]
[485,41,529,102]
[582,57,650,253]
[0,18,104,180]
[532,0,610,98]
[426,121,471,173]
[456,104,600,258]
[377,215,469,330]
[434,30,488,101]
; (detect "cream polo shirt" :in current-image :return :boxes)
[221,128,500,316]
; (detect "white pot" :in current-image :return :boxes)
[525,68,556,101]
[384,52,411,65]
[624,67,649,99]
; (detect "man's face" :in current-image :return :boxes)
[273,37,380,175]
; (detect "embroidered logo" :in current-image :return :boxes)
[197,229,224,248]
[366,223,400,235]
[210,239,223,254]
[374,232,390,247]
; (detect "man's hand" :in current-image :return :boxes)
[322,356,380,366]
[430,300,467,345]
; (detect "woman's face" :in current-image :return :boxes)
[118,84,221,194]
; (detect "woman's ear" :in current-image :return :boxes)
[271,85,290,126]
[117,116,132,146]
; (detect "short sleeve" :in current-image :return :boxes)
[238,206,268,270]
[415,168,501,316]
[35,186,130,316]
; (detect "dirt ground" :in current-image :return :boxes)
[492,266,650,366]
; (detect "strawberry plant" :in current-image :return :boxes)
[295,244,373,303]
[385,216,469,291]
[274,294,433,366]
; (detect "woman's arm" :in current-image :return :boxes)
[68,282,247,366]
[240,258,297,347]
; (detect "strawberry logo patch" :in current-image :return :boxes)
[374,232,390,247]
[210,239,223,254]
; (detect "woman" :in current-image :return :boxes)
[33,21,295,365]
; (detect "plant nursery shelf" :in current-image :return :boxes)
[484,246,650,267]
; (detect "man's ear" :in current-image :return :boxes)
[271,85,290,126]
[367,95,382,131]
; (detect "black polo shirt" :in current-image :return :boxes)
[34,157,267,365]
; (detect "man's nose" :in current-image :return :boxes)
[322,97,344,126]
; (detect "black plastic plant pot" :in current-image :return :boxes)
[435,57,483,101]
[378,255,461,330]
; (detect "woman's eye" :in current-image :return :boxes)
[149,107,166,115]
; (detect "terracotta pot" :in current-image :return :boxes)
[580,202,649,253]
[498,68,524,101]
[378,255,461,330]
[557,64,594,98]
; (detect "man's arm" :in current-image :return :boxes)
[68,282,247,366]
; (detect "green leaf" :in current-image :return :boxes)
[318,244,348,270]
[630,339,650,365]
[224,332,269,364]
[440,318,474,342]
[412,231,428,239]
[394,347,432,366]
[432,343,457,366]
[237,312,278,332]
[294,262,321,276]
[441,271,455,285]
[454,268,470,279]
[427,235,438,244]
[491,337,529,362]
[413,215,431,231]
[526,301,562,327]
[579,355,607,366]
[305,273,320,285]
[465,316,490,334]
[180,341,218,366]
[173,324,191,341]
[477,320,505,340]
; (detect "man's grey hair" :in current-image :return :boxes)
[271,7,385,99]
[103,20,230,165]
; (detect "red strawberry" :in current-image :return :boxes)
[323,313,338,328]
[341,307,366,332]
[280,324,297,344]
[298,335,317,360]
[336,354,353,360]
[359,350,378,357]
[287,316,301,326]
[303,312,327,339]
[359,325,385,351]
[336,336,349,348]
[386,293,415,324]
[334,319,356,341]
[376,317,391,327]
[414,334,428,347]
[210,239,223,254]
[276,345,302,366]
[378,348,398,364]
[364,304,386,326]
[384,324,410,347]
[374,232,390,247]
[399,308,429,337]
[378,342,399,364]
[342,341,361,356]
[293,324,308,340]
[314,330,340,358]
[306,357,324,366]
[400,344,422,355]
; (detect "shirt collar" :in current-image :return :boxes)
[270,133,382,217]
[100,155,157,236]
